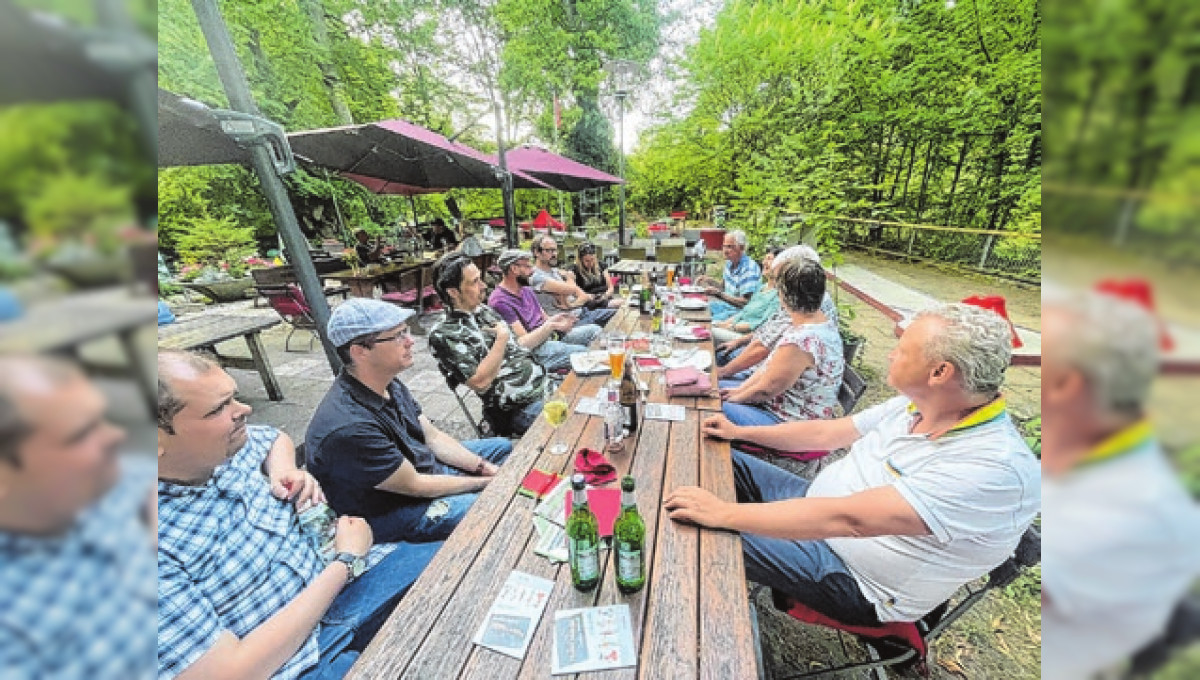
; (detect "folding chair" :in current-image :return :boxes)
[446,376,493,439]
[753,526,1041,679]
[260,284,319,352]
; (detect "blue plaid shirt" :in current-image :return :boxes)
[723,254,762,299]
[0,458,157,679]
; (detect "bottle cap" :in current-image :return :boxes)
[571,473,586,489]
[620,475,635,492]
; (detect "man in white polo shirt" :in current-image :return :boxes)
[1041,288,1200,679]
[665,303,1040,626]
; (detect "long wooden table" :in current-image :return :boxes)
[0,287,158,415]
[157,313,284,401]
[347,304,756,680]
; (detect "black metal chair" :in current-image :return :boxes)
[753,526,1042,679]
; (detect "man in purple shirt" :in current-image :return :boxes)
[487,249,600,372]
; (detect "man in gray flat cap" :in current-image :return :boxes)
[305,298,513,544]
[486,248,600,372]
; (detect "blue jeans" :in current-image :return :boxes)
[716,344,745,367]
[733,452,880,626]
[366,438,513,544]
[722,401,783,427]
[299,540,442,679]
[579,307,616,326]
[533,324,599,371]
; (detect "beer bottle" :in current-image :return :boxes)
[619,357,640,434]
[613,475,646,594]
[639,272,652,315]
[650,296,663,333]
[566,473,600,592]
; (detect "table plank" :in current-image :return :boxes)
[637,409,701,679]
[698,430,756,679]
[0,288,157,354]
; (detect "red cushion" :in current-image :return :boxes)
[782,599,926,659]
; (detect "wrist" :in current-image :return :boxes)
[472,458,486,475]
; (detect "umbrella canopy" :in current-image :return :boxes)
[0,3,127,105]
[289,119,553,190]
[531,209,564,229]
[158,88,250,167]
[340,171,445,196]
[503,146,624,192]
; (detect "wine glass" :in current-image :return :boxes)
[543,380,570,455]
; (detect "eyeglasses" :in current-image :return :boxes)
[359,329,410,347]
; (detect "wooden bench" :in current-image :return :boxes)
[157,313,284,401]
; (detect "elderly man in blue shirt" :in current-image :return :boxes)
[696,230,762,321]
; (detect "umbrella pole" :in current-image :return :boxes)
[409,195,420,251]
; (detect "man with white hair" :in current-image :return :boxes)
[665,303,1040,626]
[695,230,762,321]
[1041,289,1200,679]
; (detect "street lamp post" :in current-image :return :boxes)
[605,59,639,246]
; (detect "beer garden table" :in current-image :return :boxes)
[157,313,284,401]
[608,259,668,283]
[347,301,759,680]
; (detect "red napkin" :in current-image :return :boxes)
[574,448,617,486]
[518,469,562,500]
[683,292,707,300]
[665,366,713,397]
[563,487,622,538]
[691,326,711,340]
[634,357,663,370]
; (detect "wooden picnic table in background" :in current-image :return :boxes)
[0,287,158,415]
[157,313,284,401]
[347,304,755,680]
[325,258,435,300]
[609,259,667,282]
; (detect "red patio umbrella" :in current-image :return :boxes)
[502,146,624,192]
[531,209,565,230]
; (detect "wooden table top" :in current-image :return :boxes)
[0,287,157,353]
[347,306,755,680]
[609,260,667,276]
[157,313,281,350]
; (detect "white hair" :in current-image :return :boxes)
[726,230,747,247]
[773,244,820,271]
[1044,288,1159,413]
[915,303,1013,395]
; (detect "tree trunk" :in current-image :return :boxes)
[1066,62,1105,178]
[301,0,354,126]
[899,137,921,205]
[874,125,895,202]
[943,136,971,221]
[888,138,910,201]
[915,138,936,218]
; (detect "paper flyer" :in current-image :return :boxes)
[533,516,569,563]
[550,604,637,675]
[643,403,686,422]
[534,478,571,525]
[473,570,555,660]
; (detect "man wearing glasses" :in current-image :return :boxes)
[305,298,513,544]
[529,235,616,327]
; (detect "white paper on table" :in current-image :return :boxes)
[534,478,571,526]
[574,397,604,416]
[643,403,686,422]
[550,604,637,675]
[533,516,569,563]
[473,571,555,660]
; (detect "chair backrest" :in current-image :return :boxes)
[263,284,314,324]
[656,244,686,264]
[252,265,296,287]
[837,365,868,415]
[619,246,647,261]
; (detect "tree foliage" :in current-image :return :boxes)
[630,0,1040,258]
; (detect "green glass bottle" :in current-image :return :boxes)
[566,473,600,592]
[613,475,646,594]
[650,297,663,333]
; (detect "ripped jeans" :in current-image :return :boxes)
[364,438,512,544]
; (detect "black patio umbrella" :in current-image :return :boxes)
[287,119,553,190]
[157,88,250,167]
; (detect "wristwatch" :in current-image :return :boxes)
[334,552,367,582]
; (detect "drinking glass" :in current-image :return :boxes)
[543,380,570,455]
[666,265,676,288]
[619,280,631,300]
[607,334,627,384]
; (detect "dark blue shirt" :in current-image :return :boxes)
[305,371,440,520]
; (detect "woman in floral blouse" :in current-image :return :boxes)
[719,257,844,427]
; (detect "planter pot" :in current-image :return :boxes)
[182,277,256,303]
[43,252,131,289]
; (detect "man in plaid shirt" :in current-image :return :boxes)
[157,350,440,680]
[0,356,156,678]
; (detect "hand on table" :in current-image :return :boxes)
[701,414,742,442]
[664,486,731,530]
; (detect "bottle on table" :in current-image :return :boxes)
[619,356,640,435]
[603,385,624,454]
[650,296,663,334]
[566,473,601,592]
[613,475,646,594]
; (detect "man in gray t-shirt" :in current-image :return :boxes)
[530,235,615,327]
